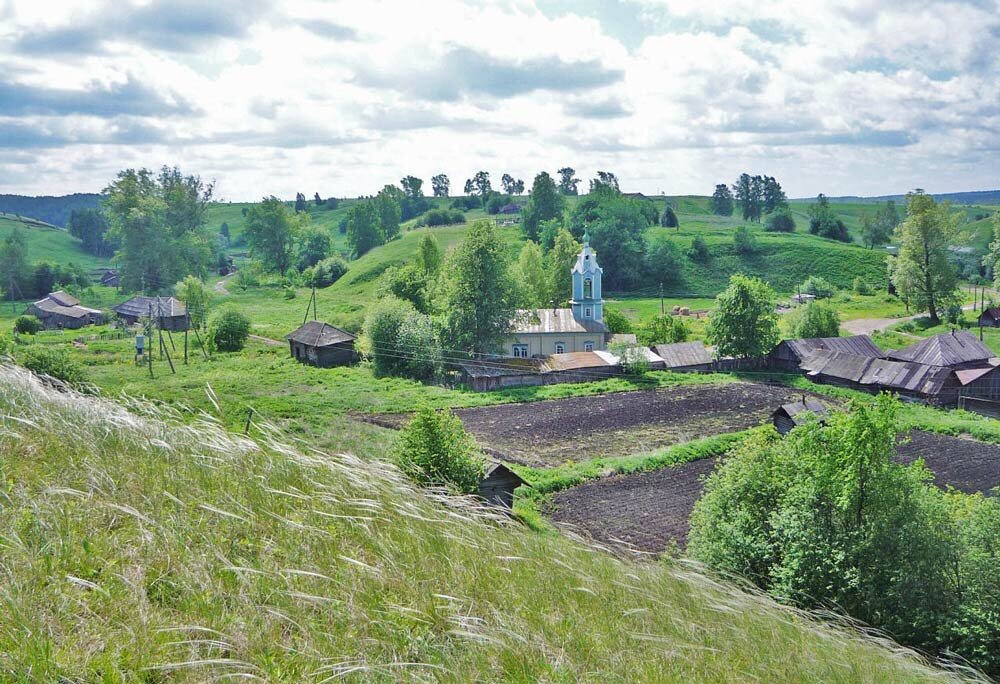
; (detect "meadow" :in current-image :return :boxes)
[0,213,110,273]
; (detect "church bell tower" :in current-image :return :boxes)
[570,231,604,323]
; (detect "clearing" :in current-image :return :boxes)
[548,430,1000,554]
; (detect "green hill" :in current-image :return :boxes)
[0,364,970,682]
[0,213,109,271]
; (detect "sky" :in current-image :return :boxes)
[0,0,998,200]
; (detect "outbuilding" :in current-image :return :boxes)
[653,341,714,371]
[25,291,105,329]
[113,296,189,331]
[479,462,526,508]
[886,330,994,369]
[978,307,1000,328]
[768,335,883,371]
[771,398,829,435]
[285,320,358,367]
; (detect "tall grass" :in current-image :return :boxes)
[0,365,978,682]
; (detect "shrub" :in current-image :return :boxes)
[450,195,480,211]
[661,205,679,228]
[0,333,11,356]
[604,308,633,334]
[325,197,339,210]
[209,308,251,352]
[785,300,841,338]
[234,263,262,291]
[852,277,873,296]
[687,235,710,263]
[637,314,689,346]
[18,346,85,385]
[309,255,349,288]
[609,342,650,376]
[644,237,684,288]
[364,297,439,379]
[421,209,466,227]
[800,275,835,298]
[764,208,796,232]
[733,226,757,255]
[14,315,41,335]
[393,406,484,494]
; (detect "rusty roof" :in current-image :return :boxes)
[284,320,355,347]
[653,341,713,368]
[512,308,608,335]
[886,330,993,367]
[542,351,615,372]
[781,335,883,360]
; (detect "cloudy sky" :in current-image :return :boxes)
[1,0,998,200]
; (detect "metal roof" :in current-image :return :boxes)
[284,320,356,347]
[782,335,883,360]
[482,462,526,484]
[543,351,615,372]
[801,350,954,395]
[28,293,101,319]
[775,399,829,424]
[47,290,79,307]
[886,330,993,367]
[113,296,187,319]
[653,341,713,368]
[512,308,608,335]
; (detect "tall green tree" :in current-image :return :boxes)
[761,176,786,214]
[103,166,215,293]
[889,191,960,324]
[547,228,581,305]
[472,171,492,206]
[175,275,212,328]
[375,185,403,240]
[590,171,619,193]
[861,201,897,249]
[514,240,549,308]
[521,171,564,242]
[785,300,841,338]
[244,197,303,274]
[588,197,649,291]
[733,173,764,222]
[710,184,734,216]
[346,201,382,257]
[807,194,851,242]
[431,173,450,197]
[68,207,116,257]
[557,167,580,195]
[442,220,517,356]
[297,226,332,271]
[706,274,780,359]
[0,226,31,300]
[416,231,442,275]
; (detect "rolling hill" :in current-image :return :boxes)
[0,363,973,682]
[0,192,102,227]
[0,213,110,271]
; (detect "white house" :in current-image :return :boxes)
[507,232,610,357]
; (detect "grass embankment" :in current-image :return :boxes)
[0,214,109,272]
[0,364,974,682]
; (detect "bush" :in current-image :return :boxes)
[450,195,480,211]
[636,314,689,346]
[325,197,339,210]
[604,308,633,334]
[644,237,684,288]
[852,277,873,296]
[609,342,650,376]
[800,275,835,298]
[209,308,251,352]
[393,406,484,494]
[421,209,466,227]
[309,255,349,288]
[733,226,757,255]
[18,346,85,385]
[785,300,841,338]
[764,208,796,233]
[14,315,41,335]
[364,297,439,379]
[687,235,710,263]
[661,205,679,228]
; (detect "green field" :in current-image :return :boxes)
[0,213,110,272]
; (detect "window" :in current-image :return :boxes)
[555,342,565,354]
[584,277,593,299]
[584,307,592,318]
[584,341,594,352]
[512,344,529,358]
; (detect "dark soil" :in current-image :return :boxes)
[549,431,1000,555]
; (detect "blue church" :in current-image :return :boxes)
[508,232,610,358]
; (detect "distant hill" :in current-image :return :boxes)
[0,213,108,271]
[0,193,102,227]
[791,190,1000,206]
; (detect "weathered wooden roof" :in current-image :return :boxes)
[113,296,186,319]
[774,399,829,425]
[653,341,713,368]
[801,350,954,395]
[47,290,79,307]
[780,335,883,360]
[28,293,101,319]
[512,308,609,335]
[543,351,615,372]
[979,307,1000,321]
[886,330,993,367]
[284,320,356,347]
[482,462,526,486]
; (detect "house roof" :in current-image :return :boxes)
[979,307,1000,321]
[801,350,953,395]
[459,358,542,378]
[955,366,998,386]
[28,293,101,319]
[482,462,526,485]
[47,290,79,307]
[113,296,186,318]
[543,351,615,372]
[886,330,993,367]
[779,335,883,360]
[775,399,829,424]
[653,341,713,368]
[284,320,356,347]
[512,308,608,335]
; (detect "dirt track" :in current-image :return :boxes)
[549,431,1000,555]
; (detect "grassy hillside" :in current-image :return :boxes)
[0,364,972,682]
[0,213,109,271]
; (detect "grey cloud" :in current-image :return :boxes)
[203,128,370,149]
[300,19,359,41]
[354,46,624,101]
[567,98,632,119]
[774,129,918,147]
[0,117,169,148]
[0,76,194,118]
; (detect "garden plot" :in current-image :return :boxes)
[549,431,1000,555]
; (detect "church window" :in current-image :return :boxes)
[555,342,565,354]
[584,277,593,299]
[512,344,529,358]
[585,307,592,318]
[584,341,594,352]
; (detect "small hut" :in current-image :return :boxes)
[772,398,829,435]
[25,291,105,329]
[113,296,189,331]
[978,307,1000,329]
[479,462,526,508]
[99,269,120,287]
[653,341,713,371]
[284,320,357,367]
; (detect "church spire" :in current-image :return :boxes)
[570,234,604,323]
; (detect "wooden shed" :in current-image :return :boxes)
[653,341,714,371]
[285,320,358,367]
[772,398,829,435]
[768,335,883,371]
[978,307,1000,328]
[479,462,526,508]
[25,291,105,329]
[886,330,994,369]
[113,296,189,331]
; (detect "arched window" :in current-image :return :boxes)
[584,277,593,299]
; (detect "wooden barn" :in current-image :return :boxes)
[285,320,358,367]
[771,398,829,435]
[653,341,713,371]
[113,296,189,331]
[768,335,883,371]
[25,291,105,330]
[885,330,994,369]
[99,269,120,287]
[479,462,526,508]
[978,307,1000,328]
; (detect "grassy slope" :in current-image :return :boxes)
[0,214,109,272]
[0,364,969,683]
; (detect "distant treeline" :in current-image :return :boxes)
[789,189,1000,206]
[0,193,102,227]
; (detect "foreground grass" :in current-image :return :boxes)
[0,365,975,682]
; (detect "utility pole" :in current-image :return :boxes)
[659,282,664,315]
